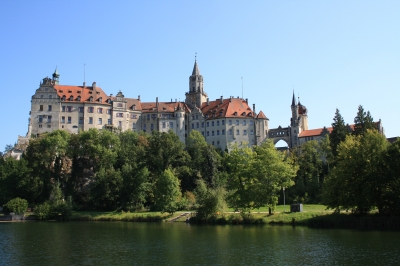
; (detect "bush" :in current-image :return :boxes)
[34,202,52,220]
[4,198,28,214]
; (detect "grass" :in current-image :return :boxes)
[69,210,170,222]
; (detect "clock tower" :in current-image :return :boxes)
[185,58,208,108]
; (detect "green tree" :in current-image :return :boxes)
[120,163,151,211]
[153,168,182,214]
[322,130,388,214]
[90,167,122,211]
[194,179,227,220]
[353,105,375,136]
[330,108,349,157]
[226,141,297,213]
[4,197,28,214]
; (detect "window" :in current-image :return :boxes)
[89,96,93,102]
[132,122,137,129]
[196,122,199,128]
[212,131,215,136]
[151,124,154,131]
[131,114,137,119]
[143,124,147,131]
[162,122,166,128]
[62,96,66,101]
[250,120,254,126]
[79,107,84,113]
[236,120,239,126]
[229,129,233,135]
[196,115,198,119]
[201,132,204,136]
[217,141,220,145]
[222,129,225,135]
[147,114,150,120]
[207,131,209,136]
[243,120,246,126]
[250,130,254,135]
[217,121,219,126]
[202,122,204,128]
[191,123,194,129]
[38,116,43,123]
[107,119,111,125]
[40,95,44,98]
[69,96,74,101]
[47,116,52,123]
[217,130,220,135]
[61,116,65,123]
[119,121,122,128]
[48,105,52,111]
[206,122,209,127]
[244,130,247,135]
[107,109,112,114]
[98,118,102,125]
[49,95,52,99]
[116,113,123,117]
[66,106,72,112]
[212,141,214,145]
[47,124,51,128]
[118,103,123,107]
[236,129,240,135]
[229,120,232,125]
[222,120,225,125]
[89,117,93,124]
[88,107,94,113]
[68,117,71,124]
[99,97,102,103]
[212,121,214,126]
[294,130,297,133]
[77,96,81,101]
[169,122,173,128]
[62,106,66,112]
[39,124,42,128]
[79,117,84,124]
[97,108,103,114]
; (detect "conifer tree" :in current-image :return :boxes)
[330,108,348,157]
[353,105,375,136]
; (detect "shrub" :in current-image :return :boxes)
[4,198,28,214]
[34,202,52,220]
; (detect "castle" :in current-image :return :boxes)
[25,59,384,151]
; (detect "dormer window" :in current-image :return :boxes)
[98,97,102,103]
[68,90,72,93]
[248,112,252,116]
[69,96,74,101]
[89,96,93,102]
[77,96,81,101]
[234,112,238,116]
[242,112,246,116]
[117,103,123,107]
[77,90,81,94]
[132,104,136,110]
[62,95,66,101]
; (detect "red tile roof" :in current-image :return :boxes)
[200,98,256,120]
[140,101,190,113]
[257,111,268,119]
[55,85,110,105]
[299,124,356,137]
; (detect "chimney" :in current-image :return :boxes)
[83,82,86,88]
[246,98,248,104]
[220,96,223,103]
[138,95,140,101]
[207,98,210,106]
[156,97,159,107]
[92,82,96,90]
[253,104,256,113]
[229,96,232,102]
[171,98,173,102]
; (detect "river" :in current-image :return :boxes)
[1,222,399,265]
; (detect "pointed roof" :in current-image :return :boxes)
[291,91,296,106]
[257,110,268,119]
[192,60,200,76]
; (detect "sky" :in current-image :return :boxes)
[0,0,399,150]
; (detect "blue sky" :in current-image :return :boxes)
[1,1,399,150]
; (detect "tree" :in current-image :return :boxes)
[322,130,388,214]
[90,167,122,211]
[225,141,297,213]
[330,108,349,157]
[3,144,14,154]
[287,140,324,204]
[194,179,227,220]
[4,197,28,214]
[381,139,400,214]
[153,168,182,214]
[353,105,375,136]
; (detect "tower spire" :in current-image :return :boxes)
[192,56,200,76]
[291,90,296,106]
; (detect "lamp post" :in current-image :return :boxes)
[282,187,286,213]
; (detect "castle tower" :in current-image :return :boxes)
[52,67,60,84]
[185,58,208,108]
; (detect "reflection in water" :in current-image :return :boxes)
[1,222,400,265]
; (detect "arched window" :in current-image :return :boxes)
[69,95,74,101]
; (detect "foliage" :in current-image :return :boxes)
[322,130,389,214]
[4,197,28,214]
[90,167,122,211]
[153,169,182,214]
[226,141,297,213]
[353,105,375,136]
[330,108,349,157]
[34,202,52,220]
[194,179,226,219]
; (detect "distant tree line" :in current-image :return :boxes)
[1,105,399,218]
